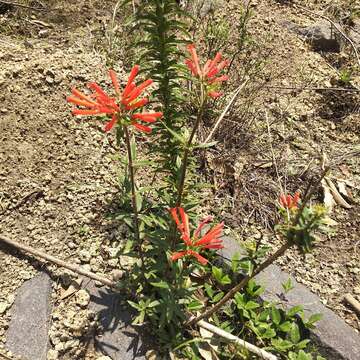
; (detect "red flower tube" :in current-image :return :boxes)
[184,44,229,99]
[67,66,162,133]
[279,192,300,210]
[170,207,224,265]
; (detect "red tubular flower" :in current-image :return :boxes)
[185,44,229,98]
[169,207,224,265]
[67,66,162,133]
[280,192,300,209]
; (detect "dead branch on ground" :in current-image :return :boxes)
[0,235,116,288]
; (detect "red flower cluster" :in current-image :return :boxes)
[67,65,162,133]
[280,192,300,210]
[185,44,229,99]
[170,207,224,265]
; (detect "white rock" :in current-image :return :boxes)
[75,290,90,308]
[79,249,91,263]
[47,349,59,360]
[0,302,8,314]
[63,339,80,350]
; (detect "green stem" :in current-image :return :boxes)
[124,126,140,242]
[176,82,206,207]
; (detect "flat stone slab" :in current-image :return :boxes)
[220,236,360,360]
[86,281,151,360]
[6,272,52,360]
[257,264,360,360]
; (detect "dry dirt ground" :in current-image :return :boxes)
[0,0,359,359]
[197,0,360,334]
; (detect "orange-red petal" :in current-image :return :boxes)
[195,222,223,247]
[194,215,213,238]
[122,82,136,100]
[124,79,153,103]
[132,115,157,123]
[208,91,223,98]
[72,109,101,115]
[104,115,118,132]
[132,112,162,123]
[87,82,108,98]
[109,69,120,96]
[132,122,152,133]
[179,207,191,245]
[187,250,208,265]
[186,44,201,76]
[71,88,96,103]
[205,52,222,77]
[185,59,198,76]
[170,208,181,228]
[292,192,300,207]
[67,96,97,108]
[208,75,229,84]
[125,98,149,110]
[122,65,140,98]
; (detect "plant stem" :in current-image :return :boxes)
[185,242,292,327]
[186,167,329,327]
[176,83,205,207]
[124,126,140,242]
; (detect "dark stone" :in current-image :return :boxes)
[6,272,52,360]
[282,20,342,52]
[86,281,152,360]
[220,237,360,360]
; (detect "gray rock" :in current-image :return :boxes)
[5,272,52,360]
[220,237,360,360]
[282,20,342,52]
[86,281,151,360]
[256,265,360,360]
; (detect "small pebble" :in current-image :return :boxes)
[47,349,59,360]
[75,290,90,308]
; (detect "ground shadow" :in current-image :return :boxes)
[86,281,153,359]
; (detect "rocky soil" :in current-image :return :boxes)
[0,0,359,359]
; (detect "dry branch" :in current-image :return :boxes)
[344,293,360,316]
[0,235,116,287]
[204,79,249,144]
[186,167,329,327]
[198,320,278,360]
[264,85,360,93]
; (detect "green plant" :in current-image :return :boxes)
[338,68,353,84]
[66,2,332,358]
[130,0,192,208]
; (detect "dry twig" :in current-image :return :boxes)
[344,293,360,316]
[0,351,13,360]
[0,235,116,288]
[186,167,329,327]
[204,79,249,144]
[265,111,283,193]
[198,320,278,360]
[264,85,360,93]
